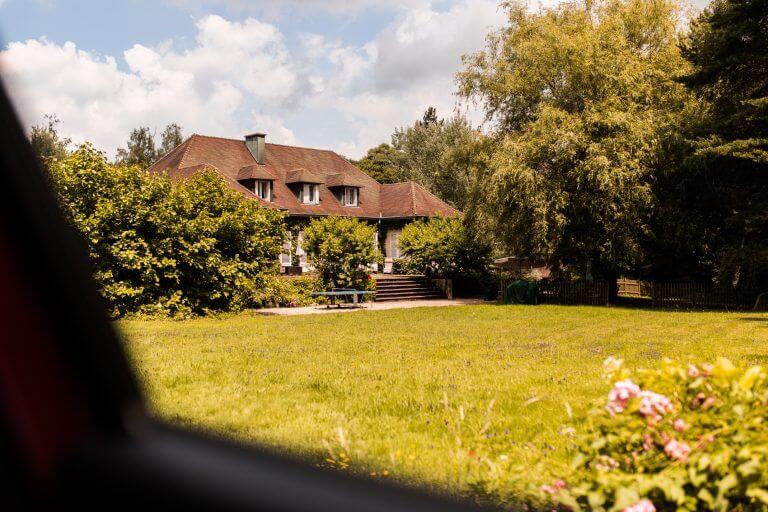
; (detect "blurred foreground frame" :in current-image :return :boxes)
[0,76,483,511]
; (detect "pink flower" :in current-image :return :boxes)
[638,391,674,420]
[642,434,654,451]
[623,499,656,512]
[606,379,641,415]
[687,364,700,378]
[664,439,691,461]
[673,418,687,432]
[539,479,566,494]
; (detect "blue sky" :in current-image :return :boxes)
[0,0,709,158]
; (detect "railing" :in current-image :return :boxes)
[650,282,760,310]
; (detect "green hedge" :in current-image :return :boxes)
[49,144,286,317]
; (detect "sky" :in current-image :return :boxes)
[0,0,709,159]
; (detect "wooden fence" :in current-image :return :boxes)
[499,278,764,310]
[617,278,652,297]
[650,282,760,310]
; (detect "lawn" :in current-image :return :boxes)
[120,305,768,502]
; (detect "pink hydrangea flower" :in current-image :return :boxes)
[606,379,641,415]
[638,391,674,419]
[673,418,687,432]
[539,479,566,494]
[623,499,656,512]
[664,439,691,461]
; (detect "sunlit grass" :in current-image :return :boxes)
[120,305,768,498]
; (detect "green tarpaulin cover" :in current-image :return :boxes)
[505,280,538,305]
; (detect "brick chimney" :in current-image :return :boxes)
[245,133,266,164]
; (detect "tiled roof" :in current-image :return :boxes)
[285,168,325,184]
[147,134,458,219]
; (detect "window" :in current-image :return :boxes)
[255,180,272,201]
[298,183,319,204]
[343,187,359,207]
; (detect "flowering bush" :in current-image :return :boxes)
[552,357,768,511]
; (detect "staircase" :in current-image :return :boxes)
[374,275,444,302]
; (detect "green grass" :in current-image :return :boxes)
[120,305,768,499]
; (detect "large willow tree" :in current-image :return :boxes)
[458,0,697,285]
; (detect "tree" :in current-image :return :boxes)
[391,108,481,210]
[398,216,491,279]
[656,0,768,289]
[352,143,410,184]
[29,114,70,163]
[159,123,183,156]
[457,0,694,288]
[302,216,380,290]
[49,144,286,317]
[115,126,158,168]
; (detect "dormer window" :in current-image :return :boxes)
[298,183,320,205]
[343,186,359,207]
[255,180,272,201]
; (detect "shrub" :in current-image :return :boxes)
[550,357,768,511]
[49,144,286,317]
[398,216,491,279]
[251,276,324,308]
[302,216,381,289]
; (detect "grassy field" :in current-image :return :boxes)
[120,304,768,501]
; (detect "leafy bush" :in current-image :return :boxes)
[398,216,491,279]
[49,144,286,317]
[550,357,768,511]
[251,276,324,308]
[302,216,381,289]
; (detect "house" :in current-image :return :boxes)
[147,133,458,273]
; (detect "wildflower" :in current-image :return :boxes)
[638,391,674,420]
[606,379,641,415]
[642,433,654,451]
[664,439,691,461]
[540,479,566,494]
[673,418,687,432]
[687,364,700,378]
[623,499,656,512]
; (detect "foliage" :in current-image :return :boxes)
[29,114,70,164]
[115,126,158,168]
[352,143,410,184]
[302,216,380,289]
[457,0,696,282]
[648,0,768,288]
[159,123,184,156]
[49,144,285,317]
[392,108,481,210]
[115,123,184,168]
[552,357,768,511]
[398,216,491,278]
[251,276,324,308]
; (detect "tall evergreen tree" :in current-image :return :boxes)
[673,0,768,288]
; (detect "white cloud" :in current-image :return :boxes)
[1,1,506,159]
[0,15,302,157]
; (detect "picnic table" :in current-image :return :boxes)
[311,288,376,308]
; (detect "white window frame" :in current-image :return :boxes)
[343,186,359,207]
[255,180,272,201]
[301,183,319,204]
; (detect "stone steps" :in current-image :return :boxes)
[374,275,444,302]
